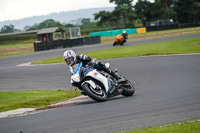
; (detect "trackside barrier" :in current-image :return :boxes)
[146,23,200,32]
[90,22,200,37]
[33,36,101,52]
[90,28,137,37]
[137,28,146,33]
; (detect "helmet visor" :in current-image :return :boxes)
[65,57,74,65]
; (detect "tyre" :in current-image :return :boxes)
[113,41,117,46]
[121,80,135,96]
[82,82,107,102]
[120,40,125,46]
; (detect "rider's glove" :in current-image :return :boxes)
[91,58,99,65]
[90,58,104,70]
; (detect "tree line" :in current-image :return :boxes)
[1,0,199,33]
[95,0,200,28]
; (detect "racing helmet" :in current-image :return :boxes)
[63,50,76,66]
[122,31,127,34]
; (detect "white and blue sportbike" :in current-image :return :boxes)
[70,62,135,102]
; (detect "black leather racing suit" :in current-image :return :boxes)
[75,54,121,80]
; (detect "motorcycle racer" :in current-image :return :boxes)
[63,49,134,100]
[122,31,128,42]
[63,49,125,83]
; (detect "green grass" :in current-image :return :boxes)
[0,42,33,49]
[121,121,200,133]
[32,56,64,64]
[32,37,200,65]
[0,42,34,57]
[0,90,81,112]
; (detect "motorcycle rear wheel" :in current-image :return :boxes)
[121,80,135,96]
[82,82,107,102]
[120,40,125,45]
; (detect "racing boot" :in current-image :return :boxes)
[99,62,126,83]
[110,71,126,83]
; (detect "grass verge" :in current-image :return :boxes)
[0,90,81,112]
[0,42,34,57]
[120,121,200,133]
[32,37,200,65]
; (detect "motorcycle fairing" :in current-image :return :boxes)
[116,34,124,44]
[71,63,82,83]
[86,69,109,93]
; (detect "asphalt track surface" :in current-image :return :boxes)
[0,34,200,133]
[0,33,200,91]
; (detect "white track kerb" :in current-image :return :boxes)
[0,108,36,118]
[0,95,89,119]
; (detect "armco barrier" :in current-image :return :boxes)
[34,36,101,52]
[90,28,137,37]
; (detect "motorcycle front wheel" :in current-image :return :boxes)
[113,41,117,46]
[121,80,135,96]
[82,82,107,102]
